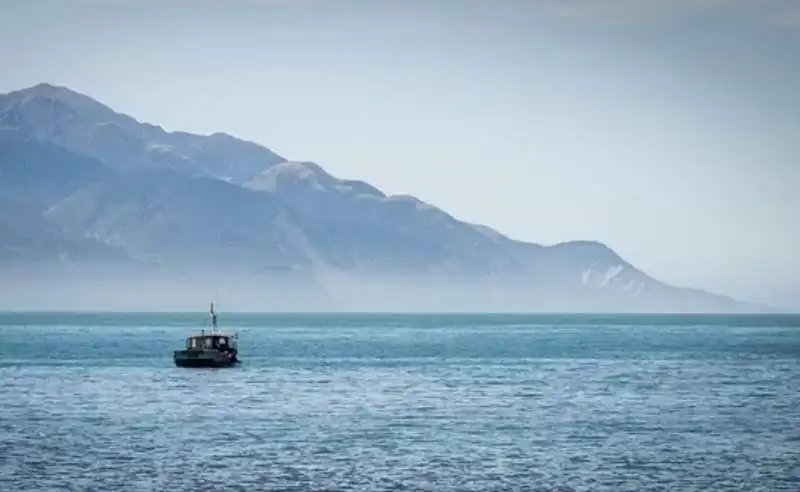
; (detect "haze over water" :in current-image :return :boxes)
[1,312,799,491]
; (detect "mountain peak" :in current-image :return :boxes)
[0,82,132,135]
[24,82,75,94]
[5,82,114,112]
[245,161,338,193]
[546,239,629,266]
[0,83,286,183]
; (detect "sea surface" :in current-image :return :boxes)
[1,312,799,491]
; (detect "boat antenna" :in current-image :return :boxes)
[210,301,217,331]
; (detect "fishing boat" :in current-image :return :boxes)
[173,302,240,368]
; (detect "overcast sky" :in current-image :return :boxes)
[1,0,798,306]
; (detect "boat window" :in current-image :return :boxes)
[203,337,213,349]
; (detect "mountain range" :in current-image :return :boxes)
[0,83,767,312]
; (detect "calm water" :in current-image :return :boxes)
[1,312,799,491]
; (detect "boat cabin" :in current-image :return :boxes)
[186,333,237,351]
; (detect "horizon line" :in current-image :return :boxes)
[0,310,794,316]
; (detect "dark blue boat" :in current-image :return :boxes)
[173,303,239,368]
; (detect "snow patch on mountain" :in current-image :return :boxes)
[600,264,624,287]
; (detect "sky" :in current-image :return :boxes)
[1,0,799,307]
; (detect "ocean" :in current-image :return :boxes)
[1,312,799,491]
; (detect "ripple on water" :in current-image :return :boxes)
[1,318,799,491]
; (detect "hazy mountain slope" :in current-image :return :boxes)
[0,128,113,210]
[245,161,531,275]
[316,240,755,313]
[46,169,315,271]
[0,83,769,312]
[0,129,134,268]
[0,196,132,268]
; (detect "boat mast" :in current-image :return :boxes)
[210,301,218,331]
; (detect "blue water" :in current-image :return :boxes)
[1,313,799,491]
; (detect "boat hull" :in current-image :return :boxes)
[173,349,239,368]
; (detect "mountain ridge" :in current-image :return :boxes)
[0,83,286,184]
[0,83,771,312]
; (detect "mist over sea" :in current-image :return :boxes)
[1,312,799,491]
